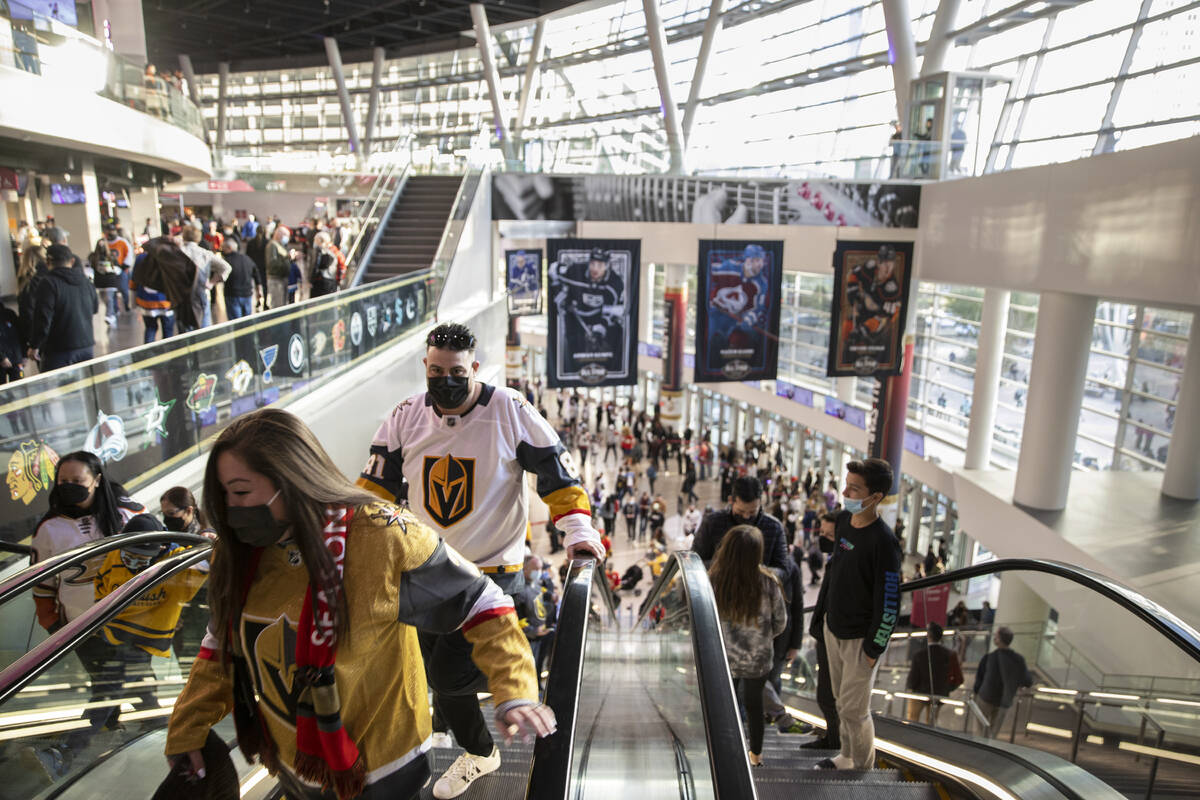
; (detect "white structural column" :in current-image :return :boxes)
[880,0,919,126]
[642,0,686,174]
[1013,291,1097,511]
[919,0,961,77]
[216,62,229,151]
[836,376,857,404]
[324,37,363,161]
[1162,313,1200,500]
[470,3,517,162]
[639,262,656,346]
[364,47,386,159]
[964,288,1011,469]
[514,19,547,141]
[681,0,725,146]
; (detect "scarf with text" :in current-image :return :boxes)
[234,504,364,799]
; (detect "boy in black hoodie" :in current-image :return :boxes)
[810,458,901,771]
[29,245,98,372]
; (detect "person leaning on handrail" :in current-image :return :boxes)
[164,409,554,800]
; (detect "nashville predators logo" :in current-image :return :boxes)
[422,454,475,528]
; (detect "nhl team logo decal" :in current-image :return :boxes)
[350,311,364,346]
[288,334,305,371]
[366,306,378,337]
[422,454,475,528]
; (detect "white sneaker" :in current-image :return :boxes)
[432,747,501,799]
[430,732,454,749]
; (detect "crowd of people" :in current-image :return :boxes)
[6,210,354,381]
[18,317,1024,796]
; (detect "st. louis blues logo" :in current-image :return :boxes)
[260,345,279,383]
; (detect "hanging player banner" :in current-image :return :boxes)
[827,240,914,377]
[546,238,640,387]
[694,240,784,383]
[505,248,542,316]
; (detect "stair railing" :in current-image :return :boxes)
[341,132,415,289]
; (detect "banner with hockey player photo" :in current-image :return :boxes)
[694,240,784,383]
[505,249,542,316]
[827,240,914,377]
[546,238,640,387]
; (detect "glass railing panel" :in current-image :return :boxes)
[0,272,434,573]
[0,552,213,794]
[784,563,1200,799]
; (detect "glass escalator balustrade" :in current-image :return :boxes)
[781,561,1200,799]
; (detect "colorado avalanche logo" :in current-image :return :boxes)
[83,410,127,463]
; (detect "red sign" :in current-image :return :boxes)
[0,168,18,192]
[207,179,255,192]
[910,584,951,628]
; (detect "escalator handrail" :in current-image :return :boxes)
[526,558,602,800]
[0,544,212,705]
[636,552,758,800]
[0,532,211,608]
[803,556,1200,665]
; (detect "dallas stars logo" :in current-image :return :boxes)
[144,389,176,438]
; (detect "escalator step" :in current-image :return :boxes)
[753,781,941,799]
[754,767,907,783]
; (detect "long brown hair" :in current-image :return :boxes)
[204,409,377,655]
[708,525,778,626]
[18,245,45,292]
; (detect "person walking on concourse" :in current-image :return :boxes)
[810,458,902,771]
[357,322,603,799]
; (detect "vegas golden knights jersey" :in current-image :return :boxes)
[358,384,591,567]
[165,503,537,792]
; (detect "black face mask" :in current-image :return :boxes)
[428,375,471,410]
[163,514,189,532]
[732,508,760,527]
[226,490,290,547]
[52,483,93,517]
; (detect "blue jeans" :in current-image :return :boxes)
[99,288,119,321]
[117,269,131,311]
[143,314,175,343]
[226,294,253,319]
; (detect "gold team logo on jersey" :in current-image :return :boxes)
[243,614,301,725]
[422,454,475,527]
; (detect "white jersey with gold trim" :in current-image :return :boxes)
[359,384,592,568]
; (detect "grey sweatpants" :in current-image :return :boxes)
[824,627,881,769]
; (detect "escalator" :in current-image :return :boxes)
[2,539,1197,799]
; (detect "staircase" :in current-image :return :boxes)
[754,731,940,800]
[366,175,462,280]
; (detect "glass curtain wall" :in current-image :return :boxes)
[197,0,1200,176]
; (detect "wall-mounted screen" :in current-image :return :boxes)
[51,183,87,204]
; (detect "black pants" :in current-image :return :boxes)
[624,515,638,540]
[418,572,524,757]
[734,674,769,755]
[815,630,841,748]
[274,752,430,800]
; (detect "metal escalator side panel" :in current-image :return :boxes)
[0,532,211,609]
[0,546,212,705]
[670,551,758,800]
[527,559,603,800]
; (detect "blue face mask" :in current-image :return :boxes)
[843,494,876,514]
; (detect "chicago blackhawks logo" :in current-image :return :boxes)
[422,454,475,528]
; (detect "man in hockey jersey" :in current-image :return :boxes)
[706,244,770,370]
[359,322,603,799]
[551,248,626,374]
[840,245,902,368]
